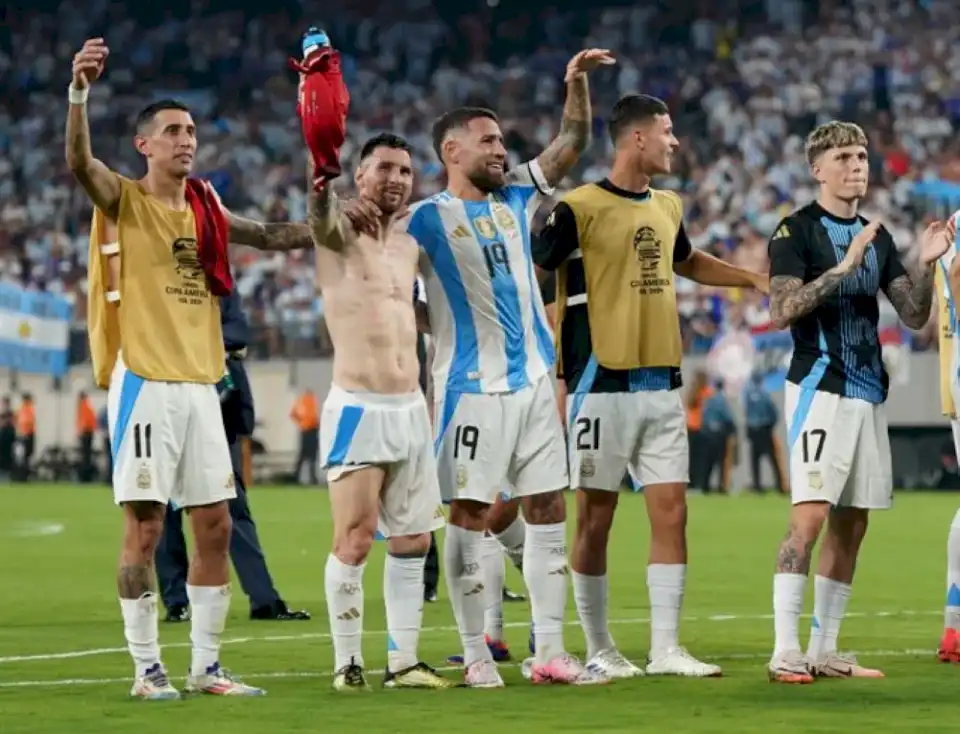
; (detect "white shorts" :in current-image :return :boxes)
[434,373,568,504]
[320,385,444,538]
[784,381,893,509]
[567,389,688,491]
[108,354,235,508]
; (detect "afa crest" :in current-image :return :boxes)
[472,216,497,240]
[136,464,152,490]
[491,204,517,235]
[456,464,468,490]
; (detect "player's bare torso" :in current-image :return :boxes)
[316,227,421,394]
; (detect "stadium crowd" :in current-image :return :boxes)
[2,0,960,359]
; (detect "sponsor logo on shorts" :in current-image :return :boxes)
[136,464,151,489]
[580,455,596,478]
[225,473,235,489]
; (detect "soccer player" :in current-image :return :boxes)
[938,214,960,662]
[534,93,767,679]
[766,120,949,683]
[406,49,615,687]
[69,38,315,699]
[309,132,453,691]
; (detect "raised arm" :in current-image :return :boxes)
[225,211,314,252]
[535,49,614,188]
[66,39,121,218]
[882,221,951,331]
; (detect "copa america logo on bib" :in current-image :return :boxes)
[706,329,756,393]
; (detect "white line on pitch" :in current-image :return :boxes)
[0,609,940,665]
[0,648,939,690]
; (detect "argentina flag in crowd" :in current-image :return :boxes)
[0,283,72,378]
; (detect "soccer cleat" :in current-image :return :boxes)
[938,628,960,663]
[813,652,884,678]
[530,653,609,685]
[184,663,266,696]
[130,663,181,700]
[768,650,815,684]
[646,647,722,677]
[586,648,646,679]
[447,635,512,665]
[464,659,505,688]
[333,658,371,692]
[383,661,458,689]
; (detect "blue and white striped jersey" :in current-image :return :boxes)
[405,159,555,395]
[938,210,960,375]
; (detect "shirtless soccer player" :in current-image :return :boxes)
[766,121,948,683]
[535,93,767,679]
[308,132,454,692]
[406,48,616,688]
[68,38,315,699]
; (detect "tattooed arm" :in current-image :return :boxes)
[769,272,848,330]
[535,74,592,188]
[766,215,860,330]
[883,267,935,330]
[226,211,314,252]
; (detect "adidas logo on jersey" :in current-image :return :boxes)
[771,224,791,241]
[451,225,471,239]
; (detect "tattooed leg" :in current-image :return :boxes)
[772,503,830,660]
[119,502,166,678]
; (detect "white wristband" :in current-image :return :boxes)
[68,84,89,105]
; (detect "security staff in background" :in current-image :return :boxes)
[743,372,786,494]
[154,290,310,622]
[700,380,737,494]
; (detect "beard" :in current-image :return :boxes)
[375,190,409,214]
[466,164,506,193]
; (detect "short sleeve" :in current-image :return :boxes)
[533,201,580,272]
[768,217,808,279]
[673,223,693,263]
[877,226,908,289]
[505,159,554,197]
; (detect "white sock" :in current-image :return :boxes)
[647,564,685,659]
[946,509,960,630]
[523,522,568,665]
[495,515,525,571]
[481,534,506,641]
[384,553,426,672]
[444,524,491,666]
[807,575,851,661]
[573,571,613,659]
[324,554,366,671]
[773,573,807,656]
[187,583,231,677]
[119,593,162,677]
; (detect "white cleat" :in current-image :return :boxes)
[464,659,505,688]
[645,647,722,677]
[586,648,646,679]
[130,663,181,700]
[184,663,266,696]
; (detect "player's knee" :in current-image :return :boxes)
[575,490,616,539]
[521,489,566,524]
[190,502,233,555]
[386,532,430,557]
[448,499,488,531]
[486,497,520,534]
[645,484,687,533]
[826,507,869,547]
[789,501,831,540]
[121,501,165,555]
[334,524,376,565]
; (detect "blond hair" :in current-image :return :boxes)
[804,121,868,165]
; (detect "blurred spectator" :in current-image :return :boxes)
[3,0,958,363]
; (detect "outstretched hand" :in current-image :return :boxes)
[564,49,616,82]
